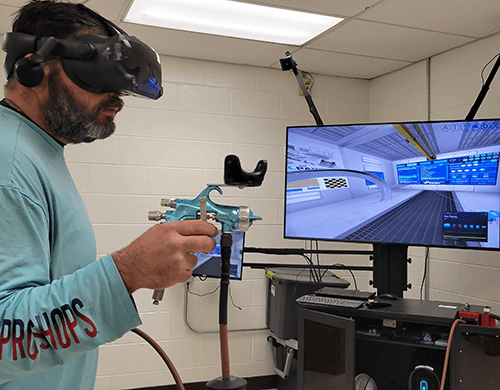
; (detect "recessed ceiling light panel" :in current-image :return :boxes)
[125,0,343,45]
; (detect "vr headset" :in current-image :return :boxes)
[2,4,163,100]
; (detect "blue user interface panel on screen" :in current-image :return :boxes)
[397,153,499,186]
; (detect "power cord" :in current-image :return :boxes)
[439,318,465,390]
[187,281,241,310]
[481,54,500,85]
[131,328,185,390]
[420,247,430,300]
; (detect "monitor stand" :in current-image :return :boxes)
[371,243,410,297]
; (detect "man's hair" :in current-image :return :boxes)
[11,0,108,39]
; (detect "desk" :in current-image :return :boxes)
[297,298,500,390]
[308,297,462,325]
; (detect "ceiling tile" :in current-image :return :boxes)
[309,20,475,62]
[360,0,500,38]
[284,48,412,79]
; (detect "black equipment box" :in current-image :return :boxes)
[266,267,350,340]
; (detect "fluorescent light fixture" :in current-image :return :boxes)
[125,0,343,45]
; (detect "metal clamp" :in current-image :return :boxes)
[267,331,298,380]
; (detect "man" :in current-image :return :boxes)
[0,1,217,388]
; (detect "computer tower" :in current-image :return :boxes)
[450,323,500,389]
[297,307,355,390]
[266,267,349,340]
[266,267,349,390]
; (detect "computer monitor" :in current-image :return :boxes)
[285,120,500,250]
[192,231,245,280]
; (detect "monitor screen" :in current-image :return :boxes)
[285,120,500,249]
[192,231,245,280]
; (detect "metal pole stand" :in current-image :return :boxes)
[206,232,247,390]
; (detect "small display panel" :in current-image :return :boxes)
[192,231,245,280]
[443,211,488,242]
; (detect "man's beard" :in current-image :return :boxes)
[41,69,124,144]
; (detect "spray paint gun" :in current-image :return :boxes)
[148,155,267,305]
[148,185,261,232]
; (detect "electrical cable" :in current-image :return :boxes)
[439,318,465,390]
[420,247,430,300]
[229,285,242,311]
[315,240,322,286]
[298,68,315,91]
[481,54,500,85]
[347,267,358,291]
[131,328,185,390]
[186,283,241,311]
[184,282,268,334]
[319,263,358,290]
[306,241,315,285]
[303,241,320,286]
[306,240,361,290]
[466,52,500,120]
[187,282,220,297]
[350,270,358,290]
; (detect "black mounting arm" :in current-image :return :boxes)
[466,54,500,120]
[280,51,324,126]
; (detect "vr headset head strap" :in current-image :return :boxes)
[75,3,126,36]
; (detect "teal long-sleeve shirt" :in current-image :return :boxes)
[0,104,142,388]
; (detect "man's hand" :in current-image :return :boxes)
[112,220,218,294]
